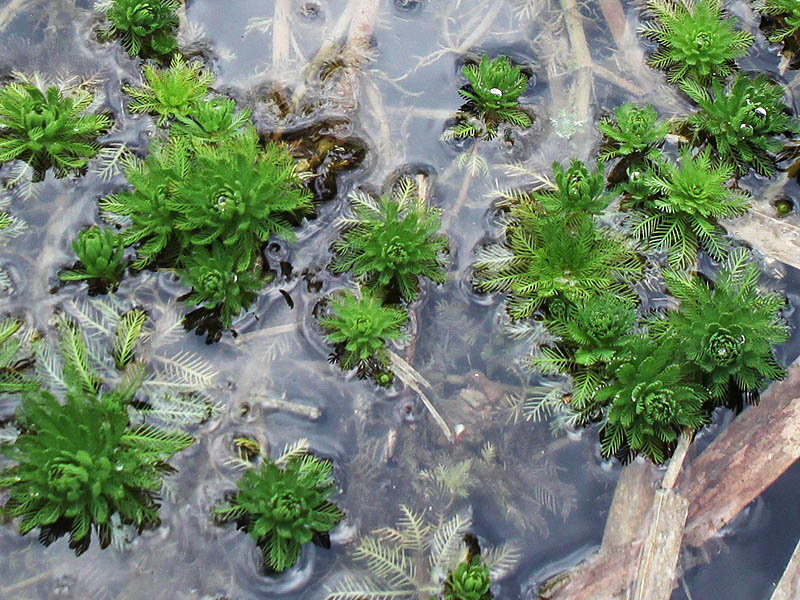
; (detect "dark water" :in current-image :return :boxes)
[0,1,799,599]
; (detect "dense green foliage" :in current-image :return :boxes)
[449,55,531,139]
[597,335,707,463]
[597,103,669,164]
[331,181,449,302]
[179,245,266,328]
[639,0,753,83]
[213,453,343,572]
[97,0,179,57]
[531,293,638,412]
[654,250,789,400]
[625,147,750,267]
[318,290,406,381]
[170,97,252,144]
[124,55,214,126]
[0,314,193,553]
[474,204,641,320]
[681,74,799,176]
[531,160,612,225]
[444,556,493,600]
[98,124,311,327]
[0,81,111,178]
[60,226,126,290]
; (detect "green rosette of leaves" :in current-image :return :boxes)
[0,82,111,178]
[681,74,800,176]
[331,180,449,302]
[179,245,266,328]
[532,293,638,413]
[124,55,214,127]
[451,54,531,139]
[444,556,493,600]
[0,316,193,553]
[532,159,612,226]
[597,335,707,463]
[639,0,753,84]
[213,454,344,572]
[597,103,669,164]
[475,211,641,320]
[655,249,789,400]
[318,290,406,382]
[625,146,750,268]
[98,0,179,57]
[172,128,313,269]
[61,225,126,290]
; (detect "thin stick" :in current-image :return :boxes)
[389,350,455,443]
[272,0,291,67]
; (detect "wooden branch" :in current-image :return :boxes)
[679,360,800,546]
[542,360,800,599]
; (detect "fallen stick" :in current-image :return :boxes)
[542,359,800,599]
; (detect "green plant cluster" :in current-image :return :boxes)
[0,312,194,553]
[640,0,753,84]
[213,452,343,572]
[0,78,112,179]
[597,103,669,164]
[60,226,126,292]
[474,159,641,320]
[444,555,493,600]
[447,54,532,140]
[681,75,800,176]
[322,178,449,384]
[479,39,794,463]
[97,0,179,58]
[58,58,310,331]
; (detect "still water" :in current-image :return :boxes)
[0,0,799,598]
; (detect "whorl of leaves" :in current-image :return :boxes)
[639,0,753,84]
[681,74,800,176]
[213,453,343,572]
[331,180,449,302]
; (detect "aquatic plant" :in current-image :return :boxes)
[444,556,493,600]
[625,146,750,268]
[0,313,194,553]
[104,128,311,269]
[0,318,37,394]
[96,0,179,57]
[530,160,612,226]
[0,79,111,178]
[653,249,789,400]
[318,290,406,380]
[213,452,343,572]
[179,245,266,329]
[331,180,449,302]
[124,55,214,127]
[597,103,669,164]
[60,226,126,291]
[681,74,799,176]
[752,0,800,42]
[170,97,252,144]
[474,211,641,320]
[324,507,518,600]
[597,335,707,463]
[449,55,531,139]
[531,293,638,412]
[639,0,753,84]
